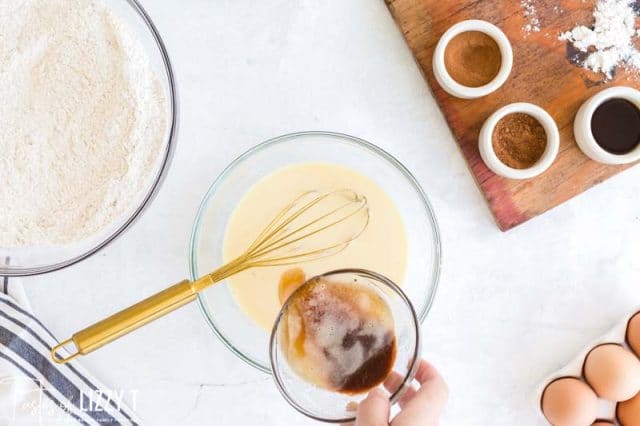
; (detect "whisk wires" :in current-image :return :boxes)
[196,190,369,289]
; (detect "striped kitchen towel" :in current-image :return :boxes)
[0,274,139,425]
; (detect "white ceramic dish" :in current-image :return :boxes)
[574,86,640,165]
[534,308,640,424]
[479,102,559,180]
[432,19,513,99]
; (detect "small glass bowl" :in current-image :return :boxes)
[270,269,421,423]
[0,0,177,277]
[189,131,441,372]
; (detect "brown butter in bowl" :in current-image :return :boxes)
[279,275,396,394]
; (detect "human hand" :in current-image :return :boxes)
[343,360,448,426]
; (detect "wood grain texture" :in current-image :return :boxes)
[385,0,637,231]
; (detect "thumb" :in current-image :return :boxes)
[355,388,390,426]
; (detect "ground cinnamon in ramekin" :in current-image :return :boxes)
[444,31,501,87]
[492,113,547,169]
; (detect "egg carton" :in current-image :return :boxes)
[535,309,640,425]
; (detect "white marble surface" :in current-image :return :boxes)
[18,1,640,424]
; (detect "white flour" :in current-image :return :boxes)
[560,0,640,79]
[521,0,541,35]
[0,0,167,246]
[521,1,565,37]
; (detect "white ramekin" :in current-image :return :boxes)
[574,86,640,165]
[479,103,560,180]
[432,20,513,99]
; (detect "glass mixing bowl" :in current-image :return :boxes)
[0,0,177,277]
[270,269,421,423]
[189,131,441,373]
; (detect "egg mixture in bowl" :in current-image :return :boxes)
[189,131,440,372]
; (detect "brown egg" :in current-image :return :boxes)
[592,422,614,425]
[627,312,640,357]
[584,344,640,402]
[541,377,598,426]
[617,391,640,426]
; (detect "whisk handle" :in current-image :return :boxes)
[51,278,209,364]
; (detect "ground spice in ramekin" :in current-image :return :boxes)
[492,113,547,169]
[444,31,502,87]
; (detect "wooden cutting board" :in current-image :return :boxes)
[385,0,638,231]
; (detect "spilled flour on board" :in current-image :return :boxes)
[520,1,564,38]
[521,0,541,35]
[560,0,640,79]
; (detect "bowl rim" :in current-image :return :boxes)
[1,0,179,277]
[268,268,422,424]
[189,131,441,374]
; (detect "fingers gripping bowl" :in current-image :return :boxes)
[189,131,441,372]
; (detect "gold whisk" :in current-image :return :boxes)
[51,190,369,364]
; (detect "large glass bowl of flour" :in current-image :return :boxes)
[189,132,441,373]
[0,0,177,276]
